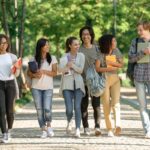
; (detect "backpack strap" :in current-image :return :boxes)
[135,38,139,53]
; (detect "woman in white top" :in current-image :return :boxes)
[27,38,57,138]
[59,37,85,138]
[0,34,21,143]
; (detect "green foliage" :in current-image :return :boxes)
[15,91,32,107]
[1,0,150,62]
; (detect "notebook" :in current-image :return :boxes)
[137,42,150,63]
[106,55,116,67]
[28,61,38,73]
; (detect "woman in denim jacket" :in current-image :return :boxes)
[59,37,85,138]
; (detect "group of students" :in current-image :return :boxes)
[0,21,150,143]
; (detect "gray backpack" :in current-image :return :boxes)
[86,64,105,97]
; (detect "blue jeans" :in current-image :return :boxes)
[63,89,83,129]
[31,88,53,128]
[134,80,150,134]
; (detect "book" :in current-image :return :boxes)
[137,42,150,63]
[28,61,38,73]
[11,57,22,74]
[106,55,116,67]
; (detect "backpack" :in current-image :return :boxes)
[126,38,138,85]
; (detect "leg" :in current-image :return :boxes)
[134,80,150,134]
[110,76,121,128]
[0,81,7,133]
[74,89,83,129]
[91,96,100,128]
[63,90,73,123]
[32,88,45,128]
[43,89,53,126]
[81,86,89,128]
[101,77,112,131]
[5,80,16,130]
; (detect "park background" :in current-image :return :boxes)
[0,0,150,105]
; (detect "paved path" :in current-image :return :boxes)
[0,79,150,150]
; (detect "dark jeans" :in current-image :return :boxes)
[0,80,16,133]
[81,86,101,128]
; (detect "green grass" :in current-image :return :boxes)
[15,91,32,108]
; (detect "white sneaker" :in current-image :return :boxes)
[66,121,73,134]
[75,128,80,138]
[145,131,150,139]
[84,128,90,136]
[41,131,48,138]
[108,130,114,137]
[8,129,12,139]
[95,128,101,136]
[47,127,54,137]
[2,133,9,143]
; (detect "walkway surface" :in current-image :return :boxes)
[0,78,150,150]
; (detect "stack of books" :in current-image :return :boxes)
[106,55,116,67]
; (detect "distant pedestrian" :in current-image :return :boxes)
[0,34,21,143]
[79,26,101,136]
[59,36,85,138]
[128,21,150,138]
[96,34,123,137]
[27,37,57,138]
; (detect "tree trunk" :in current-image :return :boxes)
[18,0,26,97]
[1,0,10,37]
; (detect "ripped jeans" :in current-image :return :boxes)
[31,88,53,128]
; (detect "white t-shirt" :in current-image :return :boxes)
[0,53,17,81]
[31,55,57,90]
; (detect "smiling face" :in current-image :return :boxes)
[0,37,8,53]
[111,38,117,50]
[137,25,150,38]
[41,41,50,53]
[81,29,92,44]
[69,39,80,53]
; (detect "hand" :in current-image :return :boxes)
[33,70,42,78]
[143,47,150,55]
[108,66,118,71]
[106,60,116,67]
[66,61,73,68]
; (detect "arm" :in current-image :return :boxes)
[71,53,85,74]
[41,63,57,77]
[95,59,118,73]
[128,39,146,63]
[27,68,42,79]
[106,58,124,68]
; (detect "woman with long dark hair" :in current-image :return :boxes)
[59,36,85,138]
[96,34,123,137]
[27,37,57,138]
[0,34,21,143]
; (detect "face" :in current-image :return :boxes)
[41,41,49,53]
[0,37,8,52]
[137,25,150,38]
[111,38,117,50]
[69,39,80,53]
[81,29,92,44]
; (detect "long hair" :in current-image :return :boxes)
[79,26,95,44]
[98,34,115,54]
[35,38,52,68]
[0,34,10,52]
[65,36,77,53]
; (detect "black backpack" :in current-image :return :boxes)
[126,38,138,86]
